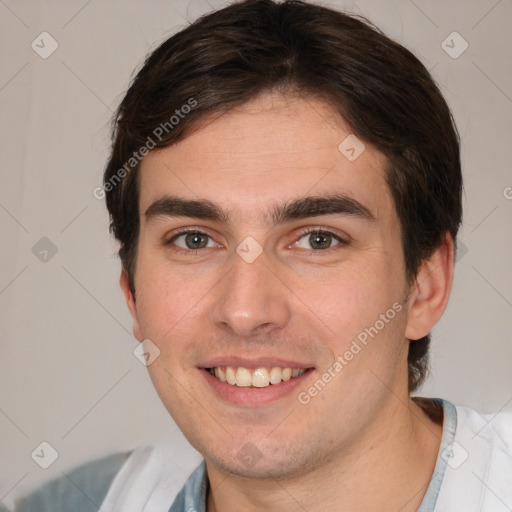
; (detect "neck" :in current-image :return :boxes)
[206,397,443,512]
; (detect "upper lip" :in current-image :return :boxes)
[199,356,314,369]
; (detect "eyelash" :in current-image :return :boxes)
[165,228,216,255]
[294,226,349,250]
[165,226,348,255]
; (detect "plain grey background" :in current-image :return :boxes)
[1,0,511,506]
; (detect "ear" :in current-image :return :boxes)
[405,233,455,340]
[120,268,143,341]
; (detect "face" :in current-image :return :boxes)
[123,91,418,479]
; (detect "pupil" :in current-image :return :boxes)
[310,233,330,249]
[186,233,207,249]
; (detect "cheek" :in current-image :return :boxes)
[291,260,409,389]
[133,259,209,341]
[289,259,404,339]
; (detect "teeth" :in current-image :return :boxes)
[209,366,308,387]
[252,368,270,387]
[269,367,282,385]
[282,368,292,381]
[215,367,227,383]
[235,367,252,387]
[226,366,236,385]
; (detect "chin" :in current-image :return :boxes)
[204,441,320,481]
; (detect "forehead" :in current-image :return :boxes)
[137,92,392,223]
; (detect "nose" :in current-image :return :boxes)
[210,247,291,338]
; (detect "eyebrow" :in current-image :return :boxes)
[144,193,375,226]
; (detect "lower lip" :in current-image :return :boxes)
[200,368,314,407]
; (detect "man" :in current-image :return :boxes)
[11,0,512,511]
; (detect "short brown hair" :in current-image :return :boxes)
[104,0,462,393]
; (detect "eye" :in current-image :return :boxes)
[170,231,218,250]
[294,230,345,250]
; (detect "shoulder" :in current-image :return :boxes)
[11,451,130,512]
[434,401,512,511]
[455,403,512,449]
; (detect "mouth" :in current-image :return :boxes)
[205,366,310,388]
[199,357,315,406]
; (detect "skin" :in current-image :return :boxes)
[121,91,454,512]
